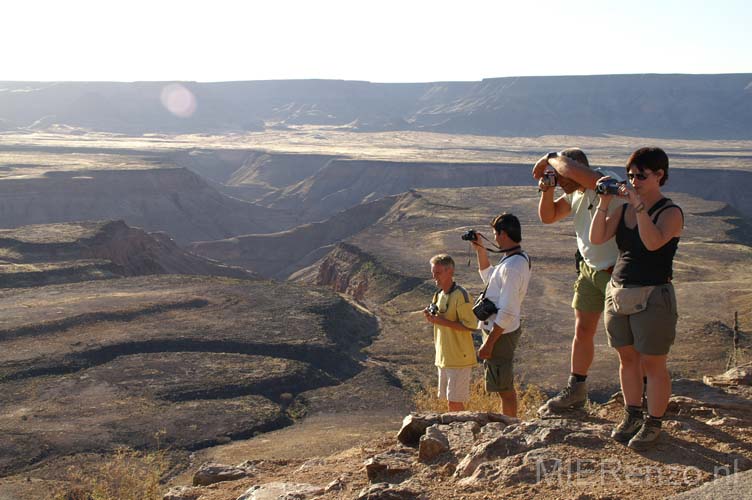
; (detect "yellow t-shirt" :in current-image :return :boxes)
[433,284,479,368]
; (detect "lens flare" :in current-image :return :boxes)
[160,83,197,118]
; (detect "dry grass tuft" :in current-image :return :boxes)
[414,376,546,421]
[53,447,168,500]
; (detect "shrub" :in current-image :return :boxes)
[53,447,168,500]
[414,376,546,420]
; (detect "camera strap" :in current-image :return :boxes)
[477,233,507,253]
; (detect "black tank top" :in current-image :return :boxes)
[612,198,683,286]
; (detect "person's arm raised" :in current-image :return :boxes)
[538,188,572,223]
[549,155,602,191]
[589,177,623,245]
[472,235,491,274]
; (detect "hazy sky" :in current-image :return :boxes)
[4,0,751,82]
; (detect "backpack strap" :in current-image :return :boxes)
[501,251,531,270]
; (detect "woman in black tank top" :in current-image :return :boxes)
[589,147,684,450]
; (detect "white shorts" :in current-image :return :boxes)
[437,367,472,403]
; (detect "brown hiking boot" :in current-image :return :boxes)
[628,419,662,450]
[611,409,644,443]
[542,376,587,412]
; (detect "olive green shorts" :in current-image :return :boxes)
[604,283,678,355]
[572,260,612,312]
[482,328,521,393]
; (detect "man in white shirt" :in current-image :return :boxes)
[532,148,623,412]
[471,213,531,417]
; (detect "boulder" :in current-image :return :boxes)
[438,411,517,427]
[356,482,424,499]
[455,434,524,478]
[443,420,481,456]
[418,425,450,462]
[163,486,203,500]
[455,418,611,478]
[706,416,744,427]
[704,365,752,387]
[364,449,413,483]
[192,462,254,486]
[236,482,324,500]
[396,413,440,446]
[397,412,514,446]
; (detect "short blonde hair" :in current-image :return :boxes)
[430,254,455,268]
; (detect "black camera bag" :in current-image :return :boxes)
[472,292,498,321]
[472,252,531,321]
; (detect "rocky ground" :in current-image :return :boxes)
[161,365,752,500]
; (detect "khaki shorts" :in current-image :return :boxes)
[437,366,472,403]
[604,282,678,355]
[482,328,521,393]
[572,260,612,312]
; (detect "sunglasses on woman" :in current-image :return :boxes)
[628,172,649,181]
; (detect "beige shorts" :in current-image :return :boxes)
[437,366,472,403]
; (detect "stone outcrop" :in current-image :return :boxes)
[192,462,256,486]
[236,482,325,500]
[396,411,517,446]
[703,363,752,387]
[163,486,204,500]
[171,366,752,499]
[418,425,450,462]
[356,482,425,499]
[364,449,413,483]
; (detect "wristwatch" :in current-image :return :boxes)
[546,151,559,161]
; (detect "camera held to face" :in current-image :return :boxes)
[426,303,439,316]
[541,170,557,187]
[595,178,624,195]
[461,229,478,242]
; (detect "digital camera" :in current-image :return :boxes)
[595,178,623,195]
[461,229,478,242]
[426,303,439,316]
[541,171,557,187]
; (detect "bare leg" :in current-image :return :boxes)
[498,389,517,418]
[447,401,465,412]
[572,309,601,375]
[640,354,670,417]
[616,345,643,406]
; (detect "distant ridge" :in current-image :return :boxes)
[1,74,751,138]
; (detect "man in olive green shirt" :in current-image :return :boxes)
[423,254,479,411]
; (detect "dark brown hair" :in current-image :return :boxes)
[626,147,669,186]
[491,213,522,243]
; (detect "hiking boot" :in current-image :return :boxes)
[628,419,662,451]
[543,376,587,411]
[611,409,644,443]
